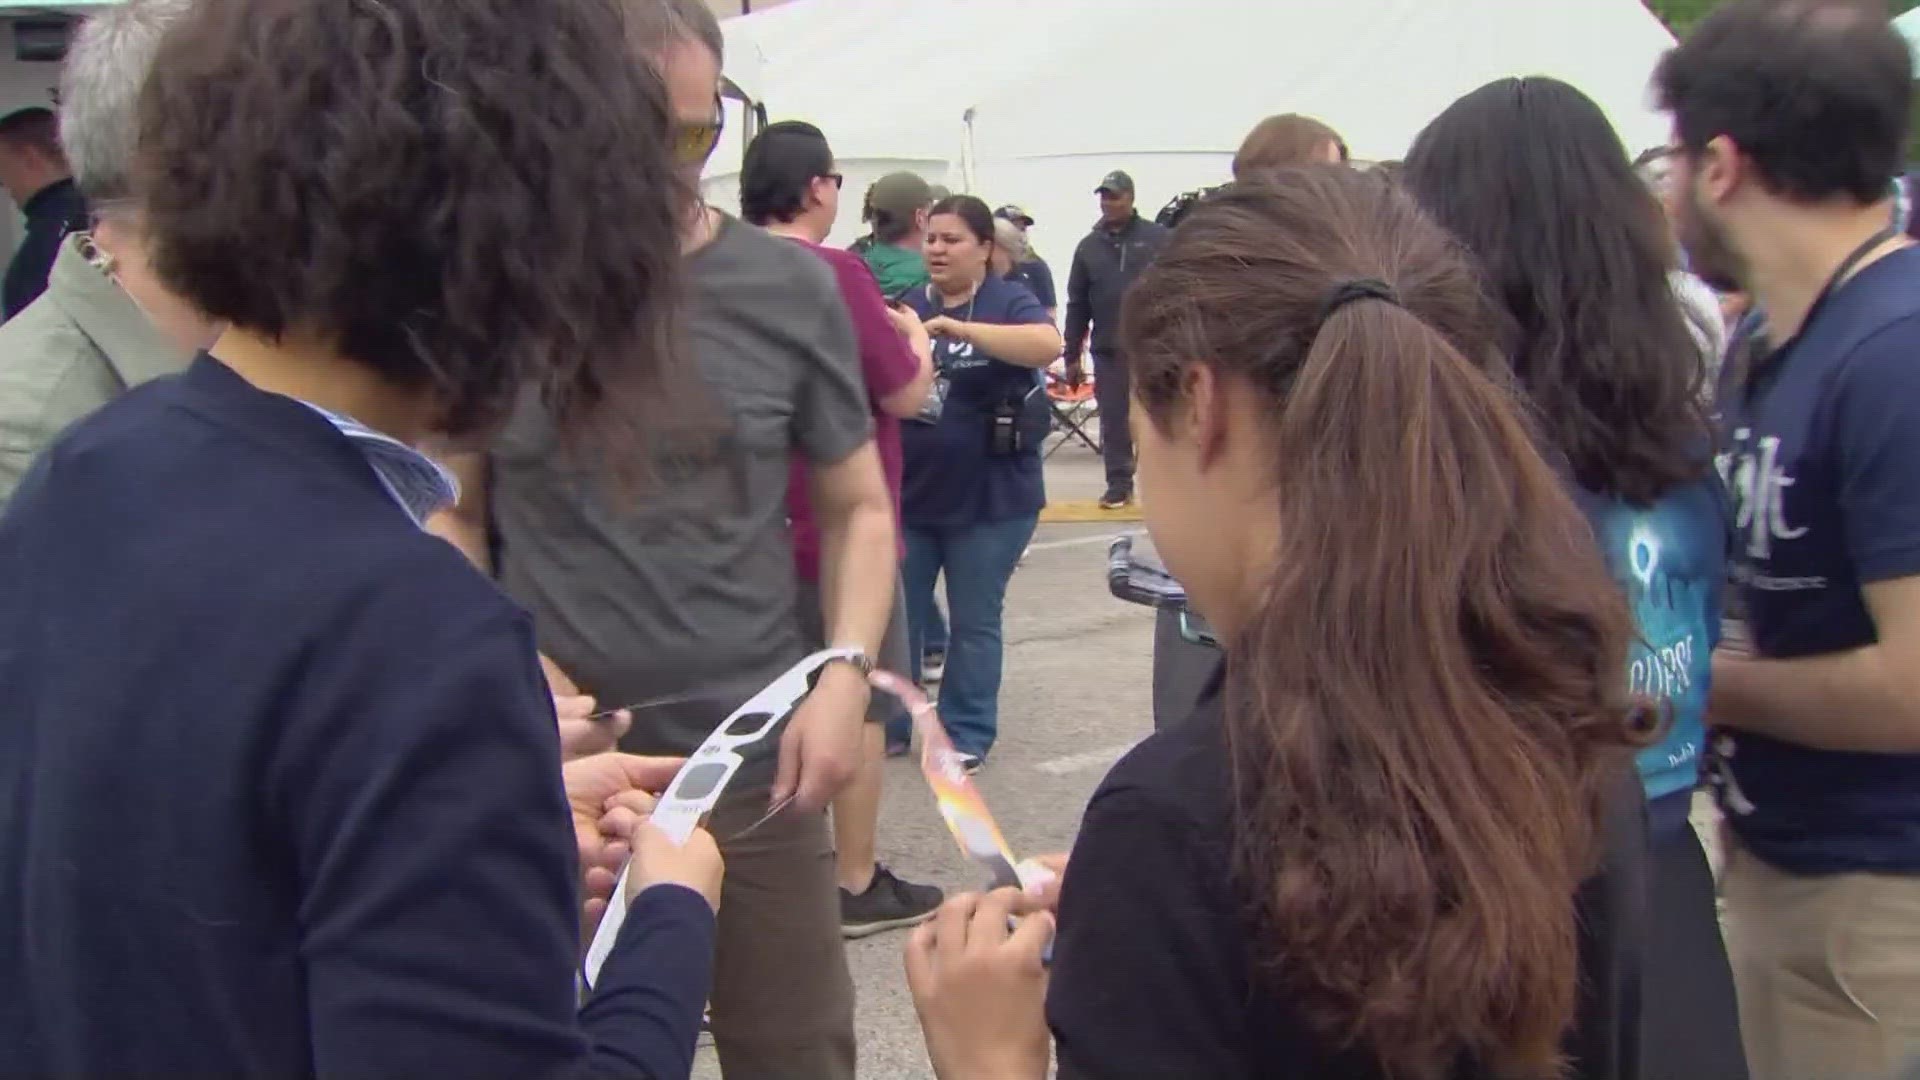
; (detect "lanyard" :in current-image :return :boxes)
[926,283,978,373]
[1737,227,1900,423]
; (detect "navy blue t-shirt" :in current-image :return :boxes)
[1007,257,1057,312]
[1574,479,1726,809]
[901,275,1052,527]
[1710,245,1920,873]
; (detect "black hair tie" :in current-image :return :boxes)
[1316,278,1400,325]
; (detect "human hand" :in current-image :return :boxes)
[1062,358,1085,389]
[923,315,969,342]
[600,808,725,913]
[886,301,931,345]
[905,889,1054,1080]
[563,753,685,934]
[772,662,870,812]
[539,652,580,696]
[556,693,629,761]
[1014,852,1069,914]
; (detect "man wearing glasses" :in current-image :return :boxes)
[432,2,893,1076]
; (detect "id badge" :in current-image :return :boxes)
[911,375,950,425]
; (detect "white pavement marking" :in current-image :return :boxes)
[1024,529,1144,554]
[1033,741,1141,776]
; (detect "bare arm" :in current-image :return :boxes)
[809,440,897,658]
[1711,576,1920,752]
[774,440,898,810]
[942,320,1064,370]
[878,306,937,420]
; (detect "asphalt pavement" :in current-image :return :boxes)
[693,445,1152,1079]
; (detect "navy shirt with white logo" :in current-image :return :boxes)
[900,276,1052,528]
[1711,246,1920,873]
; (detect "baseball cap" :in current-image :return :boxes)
[866,172,934,225]
[995,204,1035,227]
[1095,170,1135,196]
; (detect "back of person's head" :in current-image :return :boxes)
[60,0,191,208]
[869,172,934,243]
[1124,167,1647,1078]
[739,120,833,227]
[136,0,694,458]
[1403,76,1709,506]
[1653,0,1911,206]
[0,107,64,165]
[1232,113,1348,180]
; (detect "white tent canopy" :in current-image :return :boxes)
[705,0,1678,260]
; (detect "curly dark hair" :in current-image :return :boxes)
[1654,0,1911,207]
[1404,77,1712,506]
[134,0,696,455]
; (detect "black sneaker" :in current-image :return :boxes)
[840,864,943,939]
[1099,485,1134,510]
[922,649,946,683]
[959,754,984,776]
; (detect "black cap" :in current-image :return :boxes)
[1095,170,1135,196]
[995,203,1035,227]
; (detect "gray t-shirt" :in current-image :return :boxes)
[491,215,870,756]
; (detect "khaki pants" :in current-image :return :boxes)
[1724,841,1920,1080]
[704,793,855,1079]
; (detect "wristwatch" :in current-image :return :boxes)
[820,647,874,677]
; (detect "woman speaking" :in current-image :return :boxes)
[897,195,1062,773]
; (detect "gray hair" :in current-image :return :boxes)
[993,217,1028,263]
[58,0,195,206]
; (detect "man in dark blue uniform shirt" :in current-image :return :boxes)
[0,107,86,321]
[1658,4,1920,1077]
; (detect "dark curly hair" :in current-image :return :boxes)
[1404,77,1712,506]
[134,0,696,457]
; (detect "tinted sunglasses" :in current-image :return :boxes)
[672,94,726,167]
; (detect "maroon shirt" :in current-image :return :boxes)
[783,237,919,575]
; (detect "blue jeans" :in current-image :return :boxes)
[925,604,948,655]
[895,515,1038,758]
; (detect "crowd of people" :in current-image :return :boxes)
[1,0,1918,1078]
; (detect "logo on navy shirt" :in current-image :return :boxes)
[1718,429,1824,592]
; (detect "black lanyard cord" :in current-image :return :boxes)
[1740,226,1902,418]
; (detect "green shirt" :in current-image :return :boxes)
[860,242,928,296]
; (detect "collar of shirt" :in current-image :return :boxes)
[297,402,459,527]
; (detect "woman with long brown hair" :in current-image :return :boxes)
[905,168,1652,1079]
[1403,76,1743,1080]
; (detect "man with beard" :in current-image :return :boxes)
[1657,4,1920,1078]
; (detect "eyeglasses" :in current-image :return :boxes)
[581,646,865,988]
[823,173,844,190]
[671,94,726,167]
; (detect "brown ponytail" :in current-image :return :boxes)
[1124,168,1649,1079]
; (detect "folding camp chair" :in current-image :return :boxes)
[1045,369,1100,458]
